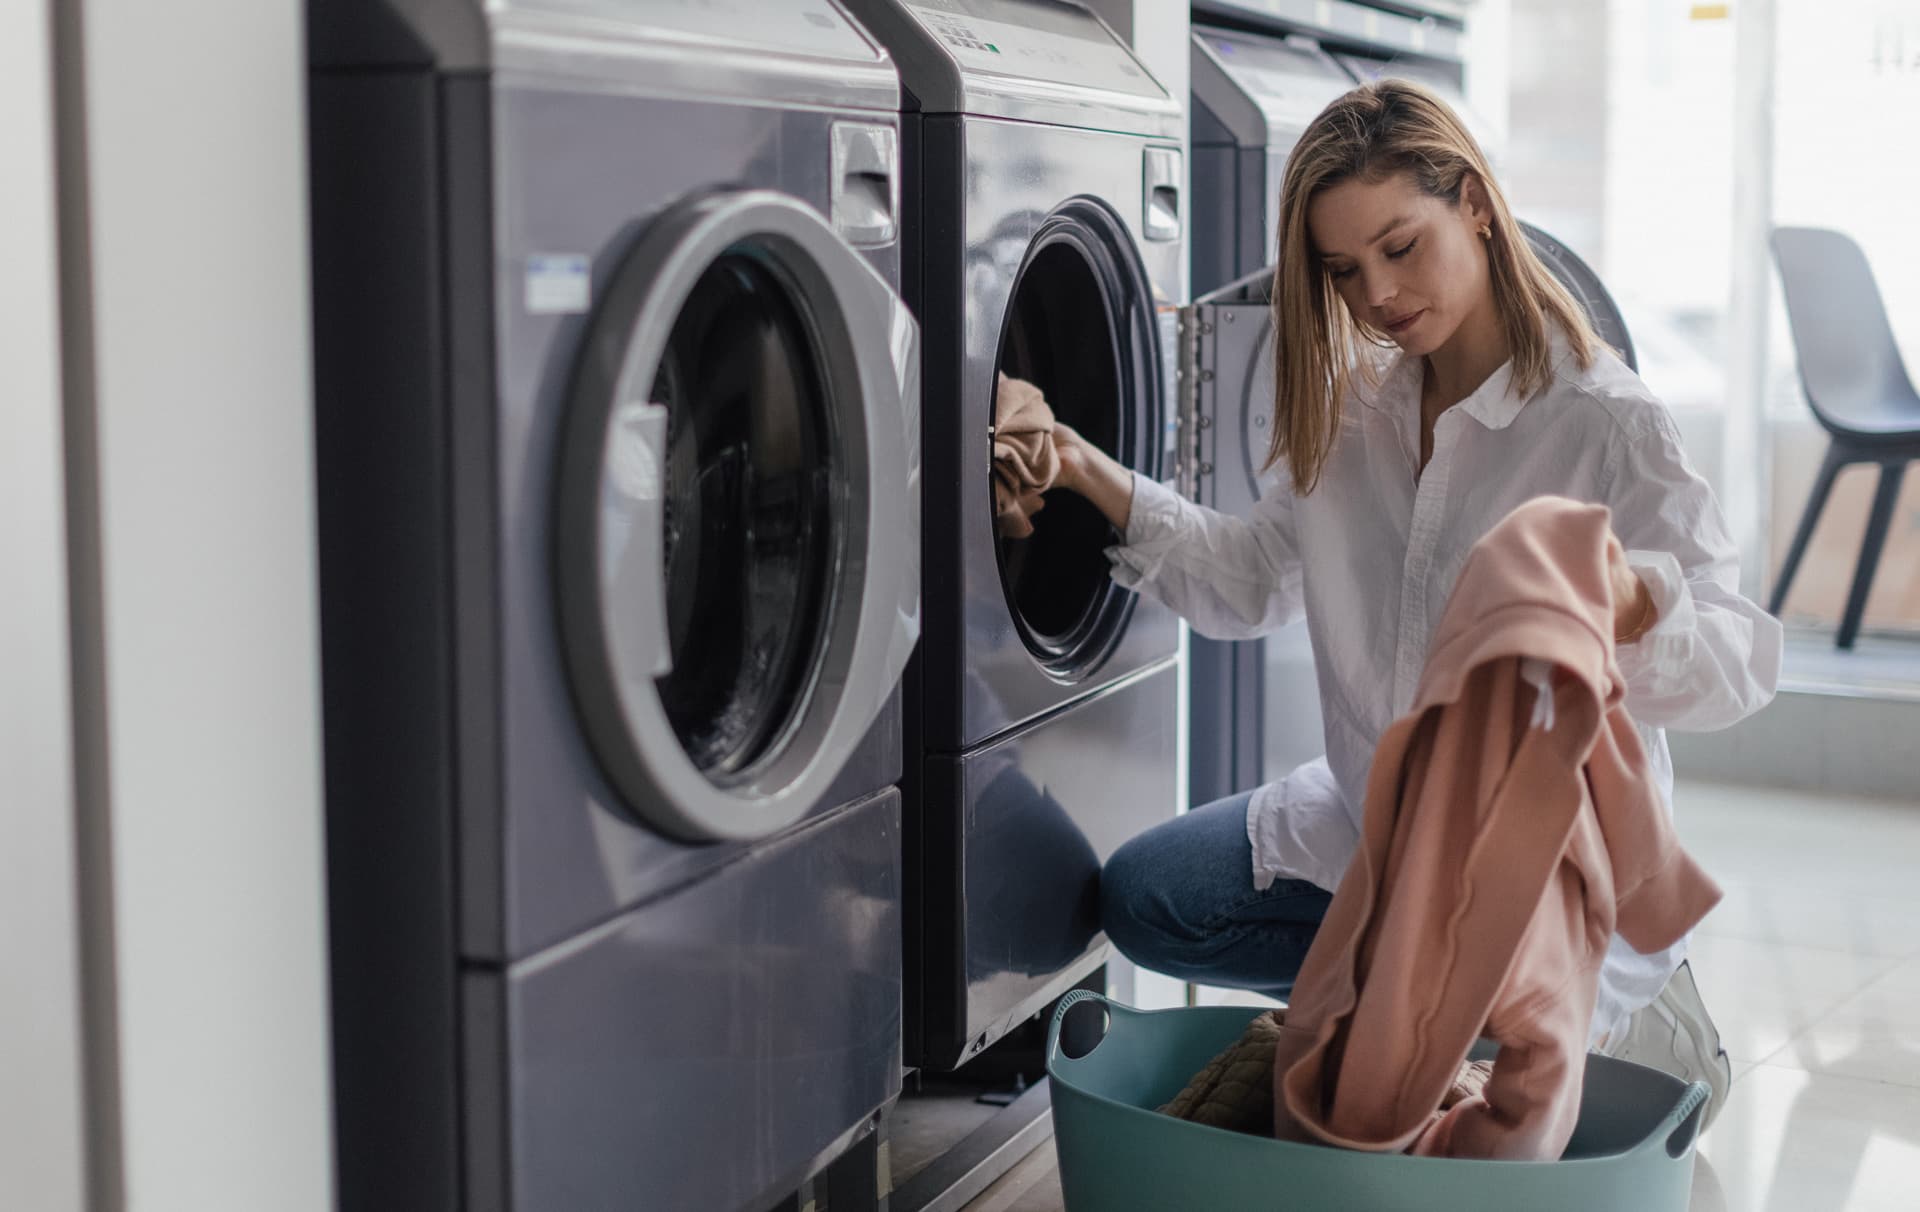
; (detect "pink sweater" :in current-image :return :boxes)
[1270,496,1722,1160]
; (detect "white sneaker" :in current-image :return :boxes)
[1599,960,1733,1130]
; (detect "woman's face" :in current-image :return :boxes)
[1306,170,1493,358]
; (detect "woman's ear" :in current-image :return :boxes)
[1459,172,1494,230]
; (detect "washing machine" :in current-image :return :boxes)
[308,3,920,1209]
[1186,22,1355,806]
[840,0,1185,1072]
[1179,224,1637,808]
[1190,24,1354,296]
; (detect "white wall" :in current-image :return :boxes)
[55,0,336,1207]
[1,2,90,1206]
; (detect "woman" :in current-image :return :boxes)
[1036,81,1781,1121]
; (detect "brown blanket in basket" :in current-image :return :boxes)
[1159,1009,1493,1139]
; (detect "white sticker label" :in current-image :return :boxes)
[526,254,591,315]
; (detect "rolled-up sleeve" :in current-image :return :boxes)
[1106,471,1306,641]
[1604,410,1783,731]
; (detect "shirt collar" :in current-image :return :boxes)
[1353,325,1574,432]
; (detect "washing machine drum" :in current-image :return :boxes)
[556,190,920,843]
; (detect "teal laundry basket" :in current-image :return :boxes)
[1045,991,1709,1212]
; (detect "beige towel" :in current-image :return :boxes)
[1160,1009,1493,1140]
[992,372,1060,539]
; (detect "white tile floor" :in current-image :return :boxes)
[962,780,1920,1212]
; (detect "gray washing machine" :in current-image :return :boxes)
[1186,24,1356,806]
[1190,25,1353,296]
[1178,225,1637,808]
[841,0,1185,1071]
[308,3,921,1209]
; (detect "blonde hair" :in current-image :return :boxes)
[1269,79,1598,494]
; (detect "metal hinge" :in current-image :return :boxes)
[1175,302,1205,501]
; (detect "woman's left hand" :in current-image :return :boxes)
[1605,532,1657,644]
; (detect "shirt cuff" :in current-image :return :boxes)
[1105,472,1187,588]
[1621,549,1694,677]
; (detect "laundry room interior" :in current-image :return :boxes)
[8,1,1920,1210]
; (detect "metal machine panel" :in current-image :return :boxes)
[913,662,1178,1070]
[464,788,903,1212]
[841,0,1182,135]
[309,0,902,110]
[1192,0,1466,62]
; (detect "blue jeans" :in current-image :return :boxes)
[1100,792,1334,998]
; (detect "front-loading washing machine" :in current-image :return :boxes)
[841,0,1186,1072]
[1190,24,1354,297]
[309,3,920,1209]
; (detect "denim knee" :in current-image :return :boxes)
[1098,832,1168,962]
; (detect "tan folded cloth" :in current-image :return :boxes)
[1159,1009,1494,1140]
[992,372,1060,539]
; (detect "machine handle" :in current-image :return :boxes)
[600,400,673,680]
[1143,145,1182,242]
[832,121,899,247]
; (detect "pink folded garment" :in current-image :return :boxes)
[1271,496,1723,1161]
[992,372,1060,539]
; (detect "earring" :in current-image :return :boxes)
[1479,223,1492,240]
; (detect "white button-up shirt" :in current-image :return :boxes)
[1109,333,1783,1046]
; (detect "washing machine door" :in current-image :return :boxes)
[991,197,1166,679]
[555,190,920,843]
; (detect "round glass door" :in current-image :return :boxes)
[992,199,1161,678]
[649,252,835,783]
[555,190,919,843]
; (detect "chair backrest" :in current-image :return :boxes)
[1771,226,1920,435]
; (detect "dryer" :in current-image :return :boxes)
[309,3,919,1209]
[841,0,1186,1071]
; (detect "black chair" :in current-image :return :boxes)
[1769,226,1920,649]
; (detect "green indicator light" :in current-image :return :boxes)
[987,43,1000,52]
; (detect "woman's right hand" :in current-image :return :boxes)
[1049,420,1136,534]
[1050,420,1094,494]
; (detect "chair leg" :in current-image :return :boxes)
[1769,444,1848,616]
[1836,458,1909,650]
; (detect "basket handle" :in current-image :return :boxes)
[1639,1079,1712,1161]
[1046,988,1116,1066]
